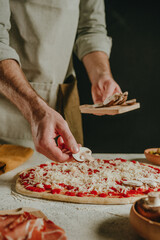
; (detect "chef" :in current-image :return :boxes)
[0,0,121,162]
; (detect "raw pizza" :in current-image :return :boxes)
[16,158,160,204]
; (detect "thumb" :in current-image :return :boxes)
[57,121,79,153]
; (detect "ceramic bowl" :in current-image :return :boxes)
[130,202,160,240]
[144,148,160,165]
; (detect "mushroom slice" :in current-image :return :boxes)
[113,91,128,105]
[91,92,129,108]
[122,180,143,187]
[92,103,104,108]
[72,147,94,162]
[122,99,136,106]
[103,93,121,107]
[141,179,157,188]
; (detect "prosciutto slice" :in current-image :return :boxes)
[0,212,66,240]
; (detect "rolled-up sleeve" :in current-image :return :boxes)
[74,0,112,60]
[0,0,20,63]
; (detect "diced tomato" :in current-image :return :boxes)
[139,163,145,166]
[148,166,154,169]
[136,187,143,193]
[66,185,74,190]
[51,162,55,166]
[110,163,116,166]
[121,193,130,198]
[26,186,45,192]
[44,184,52,190]
[43,173,47,176]
[126,189,137,195]
[103,160,110,163]
[115,158,127,162]
[22,181,29,186]
[77,192,86,197]
[90,190,98,195]
[122,178,127,181]
[51,189,61,194]
[35,187,45,192]
[88,169,92,175]
[116,181,122,185]
[152,167,160,173]
[20,173,24,179]
[20,173,30,179]
[93,169,99,173]
[144,188,154,194]
[99,193,107,198]
[131,160,136,164]
[39,164,48,168]
[110,187,117,192]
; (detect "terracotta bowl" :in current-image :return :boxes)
[144,148,160,165]
[130,203,160,240]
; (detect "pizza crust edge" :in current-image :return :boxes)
[16,162,160,205]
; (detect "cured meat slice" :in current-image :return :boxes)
[41,220,67,240]
[7,212,37,230]
[3,218,44,240]
[0,212,67,240]
[0,215,19,231]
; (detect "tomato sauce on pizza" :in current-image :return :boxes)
[16,158,160,204]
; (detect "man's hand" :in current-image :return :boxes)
[0,60,79,162]
[91,74,121,104]
[82,51,122,104]
[31,103,79,162]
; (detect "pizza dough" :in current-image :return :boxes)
[16,159,160,205]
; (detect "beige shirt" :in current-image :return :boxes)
[0,0,112,146]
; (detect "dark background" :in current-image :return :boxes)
[74,0,160,153]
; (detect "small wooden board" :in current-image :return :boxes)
[79,102,140,116]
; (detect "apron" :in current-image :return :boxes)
[0,0,83,146]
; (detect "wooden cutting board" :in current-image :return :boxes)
[0,145,33,175]
[79,102,140,116]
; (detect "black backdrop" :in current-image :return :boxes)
[74,0,160,153]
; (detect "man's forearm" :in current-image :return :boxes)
[82,51,121,103]
[0,59,46,123]
[0,59,79,160]
[82,51,113,84]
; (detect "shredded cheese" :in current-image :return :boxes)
[20,159,160,196]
